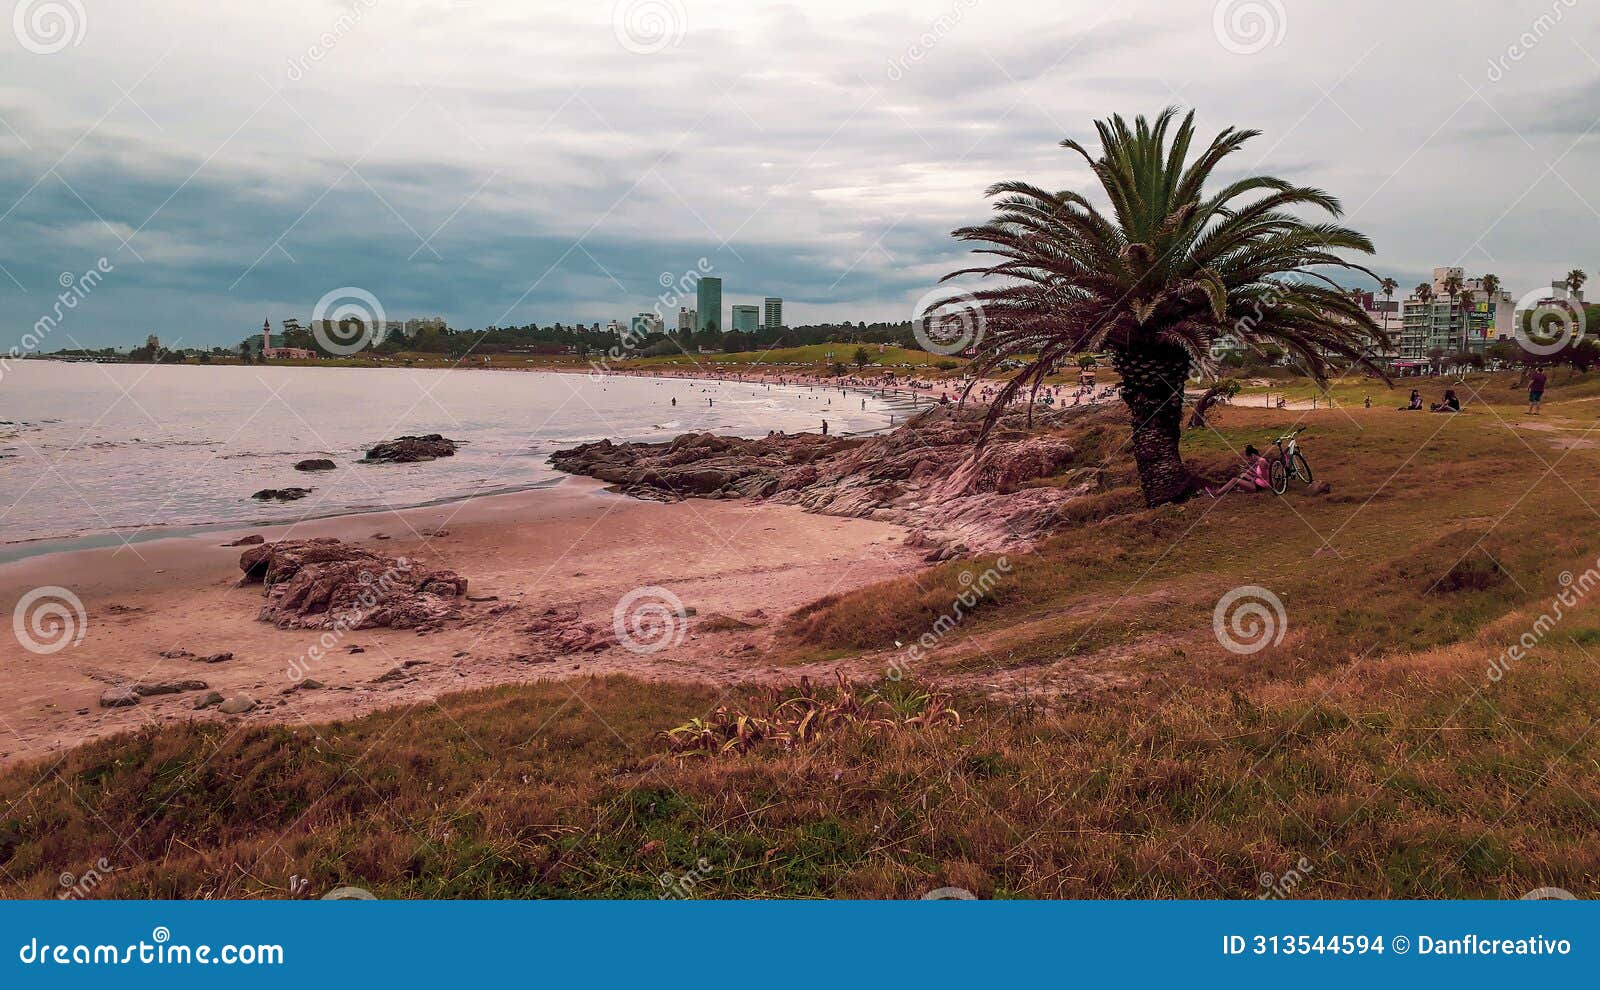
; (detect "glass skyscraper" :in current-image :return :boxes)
[763,297,783,329]
[732,305,759,332]
[696,276,722,332]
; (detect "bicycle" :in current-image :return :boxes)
[1267,426,1314,495]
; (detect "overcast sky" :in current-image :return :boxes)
[1,0,1597,350]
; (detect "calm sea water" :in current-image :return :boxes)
[0,361,896,550]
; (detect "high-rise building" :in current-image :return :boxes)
[677,307,696,333]
[696,276,722,332]
[763,297,783,329]
[1397,267,1514,362]
[732,305,759,332]
[630,312,664,337]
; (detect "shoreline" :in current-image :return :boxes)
[0,474,922,766]
[0,368,907,563]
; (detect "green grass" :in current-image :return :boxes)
[4,377,1600,898]
[1236,368,1600,411]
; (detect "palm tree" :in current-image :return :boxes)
[932,108,1388,505]
[1440,273,1465,354]
[1567,268,1588,298]
[1410,283,1433,368]
[1379,276,1398,343]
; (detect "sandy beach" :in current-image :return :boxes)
[0,475,920,766]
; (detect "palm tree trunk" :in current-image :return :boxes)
[1112,341,1192,506]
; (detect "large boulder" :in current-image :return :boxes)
[361,434,459,464]
[238,538,468,630]
[295,458,337,472]
[251,487,312,501]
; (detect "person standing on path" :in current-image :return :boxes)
[1528,368,1547,415]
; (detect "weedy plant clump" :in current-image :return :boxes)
[662,673,960,757]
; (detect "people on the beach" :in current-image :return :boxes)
[1430,389,1461,413]
[821,420,828,436]
[1205,445,1271,498]
[1528,369,1546,415]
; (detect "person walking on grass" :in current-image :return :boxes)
[1528,368,1547,415]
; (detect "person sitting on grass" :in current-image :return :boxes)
[1205,445,1271,498]
[1430,389,1461,413]
[1398,388,1422,411]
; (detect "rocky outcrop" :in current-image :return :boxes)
[252,487,312,501]
[237,538,468,630]
[133,680,208,696]
[360,434,458,464]
[523,606,618,654]
[157,649,233,663]
[294,458,337,471]
[552,404,1119,557]
[99,686,140,708]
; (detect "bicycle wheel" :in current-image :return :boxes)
[1291,451,1313,484]
[1268,458,1288,495]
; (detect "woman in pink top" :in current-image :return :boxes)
[1205,445,1270,498]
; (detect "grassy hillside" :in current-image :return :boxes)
[2,371,1597,899]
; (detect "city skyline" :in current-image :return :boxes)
[2,1,1597,350]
